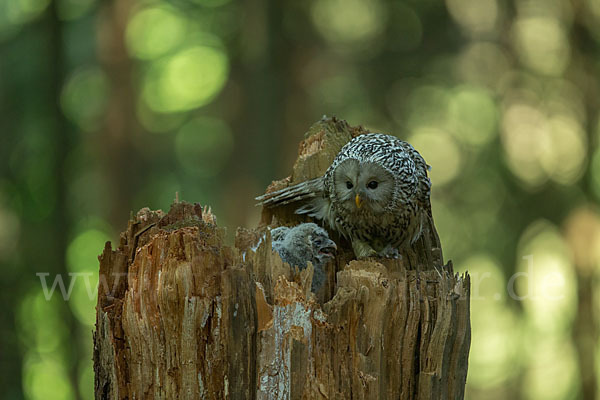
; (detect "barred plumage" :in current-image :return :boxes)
[257,133,431,258]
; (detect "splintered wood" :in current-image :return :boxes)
[94,118,470,399]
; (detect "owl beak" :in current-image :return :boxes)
[355,194,363,209]
[318,238,337,260]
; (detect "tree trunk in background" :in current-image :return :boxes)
[48,1,81,398]
[94,118,471,399]
[97,0,142,227]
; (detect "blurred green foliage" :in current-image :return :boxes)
[1,0,600,398]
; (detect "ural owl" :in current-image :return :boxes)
[257,133,431,259]
[270,223,337,292]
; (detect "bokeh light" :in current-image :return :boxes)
[19,291,74,400]
[512,17,570,76]
[136,100,187,134]
[142,43,229,113]
[461,255,522,388]
[563,207,600,272]
[501,100,587,188]
[457,42,509,89]
[78,363,94,400]
[126,5,187,60]
[521,338,579,400]
[448,85,498,147]
[516,220,576,333]
[0,0,49,39]
[66,229,110,326]
[18,291,69,356]
[405,85,450,130]
[61,67,109,132]
[446,0,498,35]
[311,0,386,53]
[23,356,75,400]
[408,127,462,187]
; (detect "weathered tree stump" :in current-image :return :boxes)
[94,118,471,399]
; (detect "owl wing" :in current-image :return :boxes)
[402,141,431,214]
[256,177,326,208]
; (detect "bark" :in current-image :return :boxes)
[94,118,470,399]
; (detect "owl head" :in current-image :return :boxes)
[332,159,395,214]
[272,223,337,268]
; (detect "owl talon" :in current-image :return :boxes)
[378,245,401,259]
[352,240,377,259]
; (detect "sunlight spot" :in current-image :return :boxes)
[311,0,386,52]
[78,362,94,400]
[521,338,579,400]
[66,229,110,326]
[512,17,570,76]
[23,355,75,400]
[0,0,50,27]
[458,255,521,388]
[408,127,462,186]
[126,5,186,60]
[501,102,586,188]
[449,86,497,147]
[515,220,576,333]
[564,207,600,272]
[539,116,586,184]
[143,44,229,113]
[18,291,68,355]
[446,0,498,34]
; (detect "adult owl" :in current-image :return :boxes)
[257,133,431,258]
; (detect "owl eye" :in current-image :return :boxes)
[346,181,353,189]
[367,181,378,189]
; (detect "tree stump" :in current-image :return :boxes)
[94,117,471,399]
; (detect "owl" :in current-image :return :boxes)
[257,133,431,259]
[271,223,337,291]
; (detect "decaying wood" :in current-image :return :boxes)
[94,117,471,399]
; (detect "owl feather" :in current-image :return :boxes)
[270,223,337,292]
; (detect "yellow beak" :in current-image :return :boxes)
[355,194,363,209]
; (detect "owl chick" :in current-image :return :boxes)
[257,133,431,259]
[271,223,337,292]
